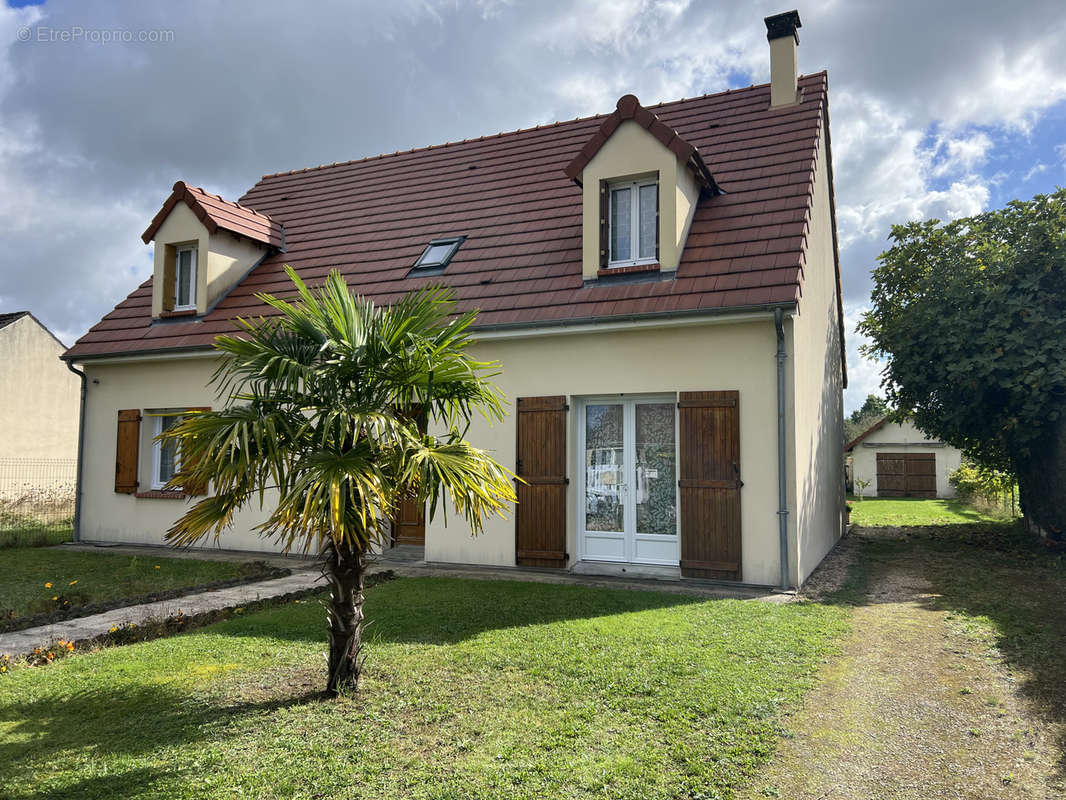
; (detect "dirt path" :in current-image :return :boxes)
[745,530,1064,800]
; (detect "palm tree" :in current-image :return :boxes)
[161,266,516,695]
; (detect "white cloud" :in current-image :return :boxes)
[2,0,1066,374]
[932,132,993,177]
[842,303,884,415]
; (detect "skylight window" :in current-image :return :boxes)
[413,236,465,271]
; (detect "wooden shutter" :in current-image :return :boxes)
[598,180,610,268]
[515,396,568,568]
[181,407,210,496]
[678,391,742,580]
[161,246,176,311]
[115,409,141,494]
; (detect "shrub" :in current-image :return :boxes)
[950,461,1016,507]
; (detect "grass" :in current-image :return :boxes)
[847,495,1010,526]
[0,577,849,799]
[0,511,73,548]
[0,549,271,623]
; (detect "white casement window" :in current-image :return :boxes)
[151,413,185,489]
[174,246,197,310]
[608,179,658,267]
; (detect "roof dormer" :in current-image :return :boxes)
[142,181,284,319]
[565,94,719,282]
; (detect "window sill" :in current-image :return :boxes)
[598,262,660,278]
[158,309,198,319]
[135,490,187,500]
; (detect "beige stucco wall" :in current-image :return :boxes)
[205,231,267,309]
[850,419,962,498]
[0,315,80,461]
[149,203,265,316]
[77,318,796,584]
[788,124,845,586]
[78,356,291,553]
[579,120,699,278]
[424,319,788,586]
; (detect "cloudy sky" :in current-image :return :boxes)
[2,0,1065,412]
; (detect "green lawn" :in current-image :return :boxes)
[0,577,849,799]
[848,496,1011,527]
[0,549,271,624]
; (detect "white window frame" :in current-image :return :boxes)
[174,246,197,311]
[607,178,658,268]
[151,413,184,489]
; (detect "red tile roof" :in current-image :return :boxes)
[141,181,285,249]
[66,73,841,363]
[564,93,718,189]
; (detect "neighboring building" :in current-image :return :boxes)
[846,417,963,499]
[0,311,80,461]
[63,12,846,588]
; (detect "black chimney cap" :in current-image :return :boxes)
[765,10,802,43]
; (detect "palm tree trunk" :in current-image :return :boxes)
[323,541,366,696]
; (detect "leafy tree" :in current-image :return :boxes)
[161,267,516,694]
[845,393,889,442]
[859,190,1066,537]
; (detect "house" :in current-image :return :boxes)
[0,311,80,461]
[62,11,846,589]
[846,417,962,499]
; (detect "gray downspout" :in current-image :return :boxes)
[774,309,790,590]
[66,361,87,543]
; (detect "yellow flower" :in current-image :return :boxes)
[154,565,161,569]
[68,580,78,586]
[65,642,75,651]
[44,582,52,588]
[52,596,58,601]
[109,626,118,633]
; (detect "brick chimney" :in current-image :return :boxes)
[765,10,802,108]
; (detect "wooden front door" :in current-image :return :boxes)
[393,497,425,545]
[876,452,937,498]
[515,396,568,568]
[678,391,742,581]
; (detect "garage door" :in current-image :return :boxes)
[876,452,936,498]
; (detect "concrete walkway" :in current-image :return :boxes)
[0,570,325,657]
[4,544,781,658]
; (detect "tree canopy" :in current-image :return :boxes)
[161,267,517,692]
[859,189,1066,535]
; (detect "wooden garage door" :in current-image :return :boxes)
[678,391,742,581]
[876,452,936,498]
[515,396,568,568]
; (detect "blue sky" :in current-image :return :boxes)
[1,0,1065,413]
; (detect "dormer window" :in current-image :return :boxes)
[174,246,197,310]
[608,178,658,267]
[412,236,465,272]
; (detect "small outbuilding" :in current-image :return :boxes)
[845,417,963,499]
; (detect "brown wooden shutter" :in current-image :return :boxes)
[115,409,141,494]
[161,246,176,312]
[515,396,568,568]
[598,180,610,268]
[678,391,742,580]
[181,407,210,496]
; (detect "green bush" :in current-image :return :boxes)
[949,461,1016,507]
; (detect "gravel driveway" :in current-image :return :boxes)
[745,527,1065,800]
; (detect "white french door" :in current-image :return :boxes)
[578,395,679,565]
